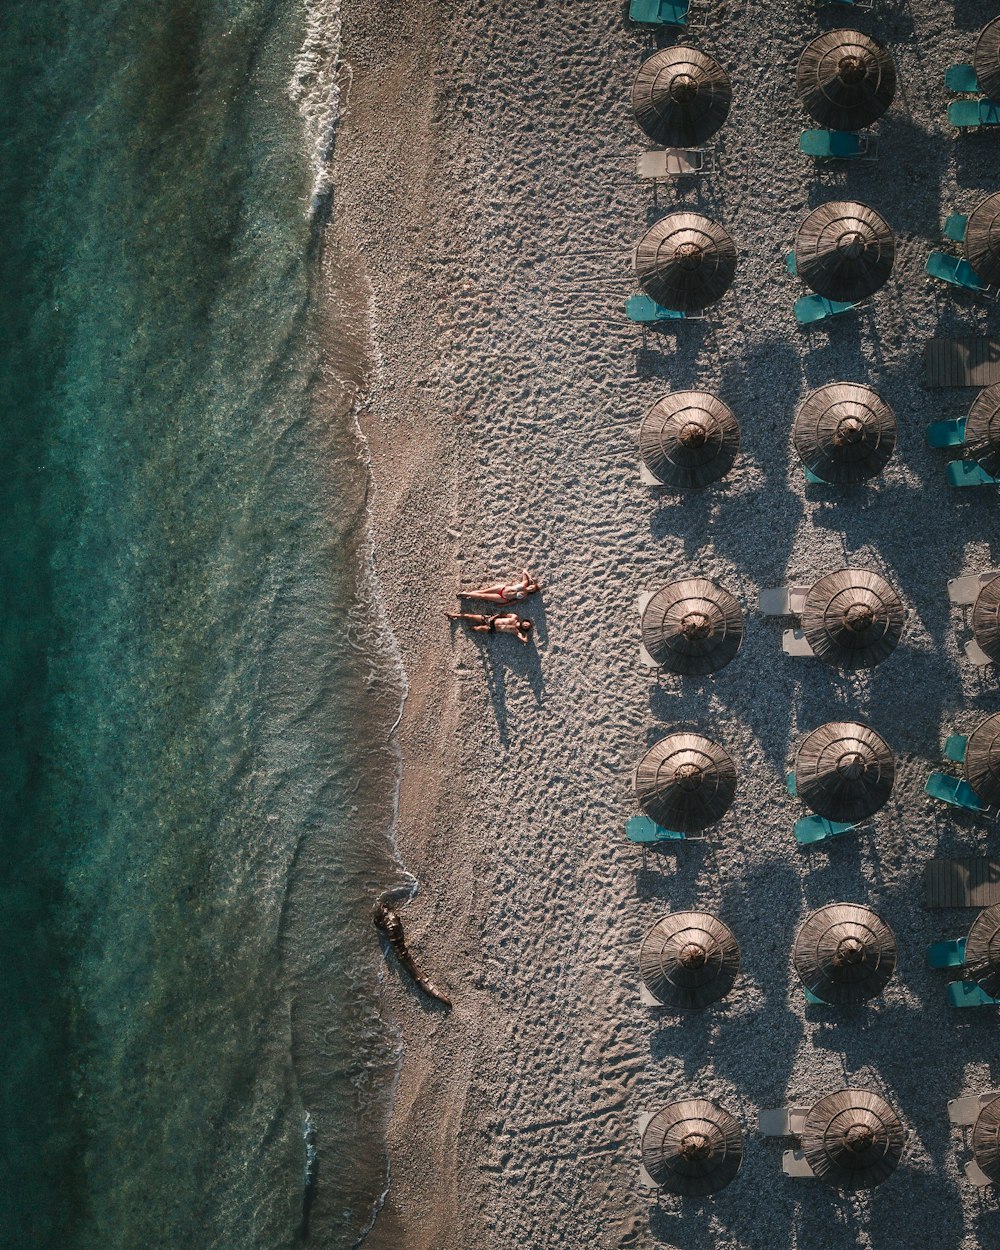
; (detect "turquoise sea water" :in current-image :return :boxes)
[1,4,400,1247]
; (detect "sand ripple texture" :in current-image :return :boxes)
[338,0,998,1247]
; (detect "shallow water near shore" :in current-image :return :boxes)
[0,3,401,1247]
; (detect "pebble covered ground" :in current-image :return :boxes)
[336,1,999,1246]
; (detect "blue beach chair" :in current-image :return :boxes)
[803,988,829,1004]
[945,64,979,94]
[626,295,686,323]
[944,214,969,243]
[949,100,983,129]
[626,815,686,843]
[629,0,689,26]
[926,251,990,294]
[794,815,858,845]
[799,129,870,159]
[925,772,990,812]
[948,460,1000,487]
[948,981,999,1008]
[794,293,857,325]
[980,99,1000,126]
[785,252,798,277]
[927,938,966,969]
[945,733,969,763]
[926,417,966,448]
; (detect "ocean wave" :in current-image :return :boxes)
[290,0,344,219]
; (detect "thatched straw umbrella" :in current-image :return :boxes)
[639,392,740,490]
[639,912,740,1009]
[965,384,1000,478]
[972,576,1000,665]
[635,214,737,313]
[966,713,1000,806]
[796,30,896,131]
[794,201,894,303]
[635,733,737,832]
[966,192,1000,286]
[800,569,904,669]
[972,1095,1000,1186]
[801,1090,904,1189]
[632,47,733,147]
[641,1099,743,1194]
[794,721,895,823]
[964,903,1000,998]
[793,904,896,1005]
[641,578,743,675]
[793,384,896,485]
[975,17,1000,104]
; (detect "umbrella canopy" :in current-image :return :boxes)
[635,213,737,313]
[639,391,740,490]
[796,30,896,131]
[793,384,896,485]
[972,575,1000,665]
[975,16,1000,104]
[965,383,1000,478]
[966,192,1000,286]
[793,903,896,1005]
[794,201,894,303]
[972,1095,1000,1185]
[800,569,904,669]
[794,721,895,823]
[965,903,1000,998]
[966,713,1000,806]
[639,912,740,1009]
[632,47,733,147]
[641,1099,743,1194]
[640,578,743,675]
[635,733,737,832]
[801,1090,904,1189]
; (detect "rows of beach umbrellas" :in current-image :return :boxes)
[629,25,1000,312]
[640,382,1000,489]
[621,11,1000,1202]
[638,905,1000,1194]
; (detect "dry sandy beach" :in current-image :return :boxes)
[333,1,998,1247]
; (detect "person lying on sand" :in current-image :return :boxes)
[445,611,533,644]
[457,569,541,605]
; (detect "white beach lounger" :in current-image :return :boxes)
[948,570,1000,605]
[639,463,662,487]
[781,629,816,657]
[758,1107,809,1137]
[636,1112,659,1189]
[781,1148,815,1178]
[759,585,810,616]
[639,984,661,1007]
[637,592,658,669]
[948,1091,1000,1125]
[636,148,705,180]
[965,639,995,666]
[965,1160,994,1187]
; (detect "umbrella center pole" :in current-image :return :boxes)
[675,761,705,790]
[679,942,709,969]
[834,937,866,966]
[681,611,712,639]
[834,416,866,446]
[836,751,867,781]
[680,1131,712,1160]
[675,241,704,271]
[838,55,866,85]
[843,602,876,632]
[679,421,709,448]
[669,73,699,103]
[844,1123,876,1153]
[836,231,866,261]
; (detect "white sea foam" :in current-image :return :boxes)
[290,0,344,218]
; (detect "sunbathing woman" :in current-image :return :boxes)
[445,611,533,645]
[457,568,541,605]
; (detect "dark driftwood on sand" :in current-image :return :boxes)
[373,898,452,1008]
